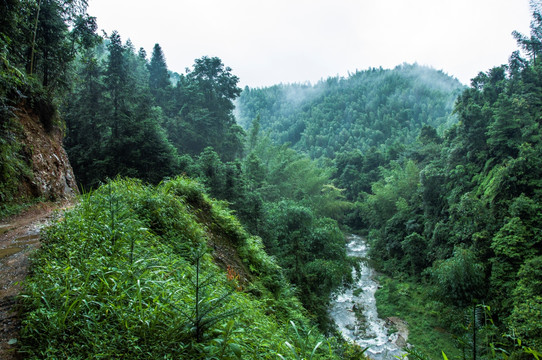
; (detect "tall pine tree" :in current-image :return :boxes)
[148,43,170,110]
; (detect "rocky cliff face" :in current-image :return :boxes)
[15,107,78,201]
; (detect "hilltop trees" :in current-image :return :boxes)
[236,64,463,161]
[2,0,96,91]
[235,65,464,240]
[64,32,249,188]
[64,32,179,187]
[166,56,245,160]
[513,9,542,64]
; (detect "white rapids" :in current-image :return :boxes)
[329,235,406,359]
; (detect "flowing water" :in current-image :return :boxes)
[329,235,405,359]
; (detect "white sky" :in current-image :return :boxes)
[87,0,533,88]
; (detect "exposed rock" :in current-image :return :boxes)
[395,333,407,348]
[385,316,409,348]
[15,107,78,201]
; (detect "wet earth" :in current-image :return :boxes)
[0,202,72,360]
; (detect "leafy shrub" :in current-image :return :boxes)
[430,247,486,306]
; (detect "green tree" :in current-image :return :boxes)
[490,216,537,311]
[27,0,90,90]
[187,56,244,159]
[486,95,524,160]
[508,256,542,349]
[513,8,542,64]
[105,30,127,130]
[175,246,239,343]
[248,114,261,152]
[263,201,350,327]
[0,0,25,57]
[64,31,179,187]
[148,43,170,109]
[431,248,486,306]
[401,232,428,275]
[244,152,266,188]
[165,57,245,160]
[64,51,107,187]
[195,147,226,196]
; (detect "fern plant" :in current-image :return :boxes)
[173,245,240,342]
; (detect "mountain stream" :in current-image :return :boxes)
[329,235,406,359]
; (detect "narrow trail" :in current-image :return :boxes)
[0,201,73,360]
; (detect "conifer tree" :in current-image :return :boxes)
[148,43,170,107]
[64,31,180,186]
[64,51,107,187]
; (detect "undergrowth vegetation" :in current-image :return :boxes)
[0,38,32,213]
[374,275,461,359]
[375,275,542,360]
[18,177,365,359]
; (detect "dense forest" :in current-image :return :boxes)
[1,0,542,358]
[237,7,542,359]
[0,1,356,358]
[236,64,463,160]
[236,65,465,228]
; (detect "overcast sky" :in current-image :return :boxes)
[87,0,533,88]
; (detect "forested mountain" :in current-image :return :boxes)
[1,1,359,358]
[235,10,542,356]
[235,65,465,214]
[361,37,542,350]
[2,0,542,358]
[236,64,464,159]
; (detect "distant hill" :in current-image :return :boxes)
[236,64,465,159]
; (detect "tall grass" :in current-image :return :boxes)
[18,177,340,359]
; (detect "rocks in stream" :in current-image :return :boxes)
[385,316,409,348]
[330,236,407,359]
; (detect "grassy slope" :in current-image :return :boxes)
[18,177,358,359]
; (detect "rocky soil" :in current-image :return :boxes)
[385,316,410,349]
[0,201,73,359]
[16,107,78,201]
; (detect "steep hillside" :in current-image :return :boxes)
[15,106,77,201]
[17,177,365,359]
[0,102,77,218]
[1,52,78,216]
[236,64,464,159]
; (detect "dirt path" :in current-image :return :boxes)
[0,201,73,359]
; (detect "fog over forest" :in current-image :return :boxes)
[1,0,542,359]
